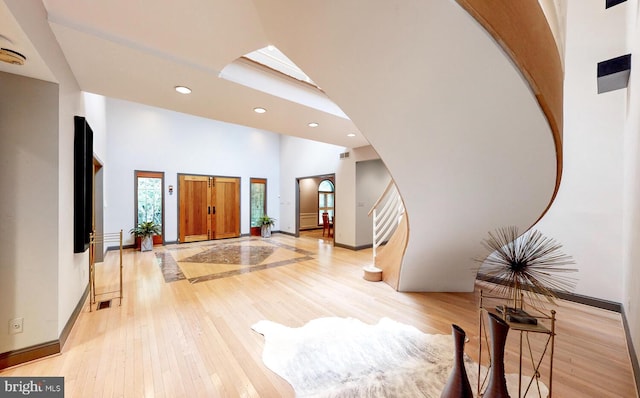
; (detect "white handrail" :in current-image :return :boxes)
[368,180,396,216]
[371,181,404,260]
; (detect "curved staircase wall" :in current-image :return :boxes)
[375,214,408,290]
[254,0,562,291]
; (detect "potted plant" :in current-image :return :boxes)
[257,215,276,238]
[129,221,161,252]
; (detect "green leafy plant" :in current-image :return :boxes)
[129,221,161,238]
[257,215,276,227]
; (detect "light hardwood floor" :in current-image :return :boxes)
[1,234,636,397]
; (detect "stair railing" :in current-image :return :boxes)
[368,180,405,261]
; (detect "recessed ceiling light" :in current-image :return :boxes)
[347,133,356,137]
[254,107,267,114]
[308,122,319,128]
[0,48,26,65]
[175,86,191,94]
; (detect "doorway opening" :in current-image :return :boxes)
[296,174,335,237]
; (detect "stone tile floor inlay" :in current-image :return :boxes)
[155,251,186,283]
[156,237,315,284]
[181,244,276,265]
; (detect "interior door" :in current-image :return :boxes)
[179,175,211,242]
[213,177,240,239]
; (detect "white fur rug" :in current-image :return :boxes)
[252,317,548,398]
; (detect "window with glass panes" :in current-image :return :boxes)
[318,179,334,224]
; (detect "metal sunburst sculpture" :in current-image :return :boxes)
[478,226,577,308]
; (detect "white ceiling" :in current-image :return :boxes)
[0,0,368,148]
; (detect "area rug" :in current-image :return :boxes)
[252,317,548,398]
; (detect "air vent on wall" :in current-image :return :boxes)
[339,152,350,159]
[0,48,26,65]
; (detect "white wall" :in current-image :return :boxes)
[103,103,358,250]
[84,93,108,164]
[0,72,60,352]
[278,135,349,241]
[355,159,391,248]
[534,0,629,303]
[57,84,86,337]
[623,0,640,371]
[104,98,281,244]
[4,0,87,343]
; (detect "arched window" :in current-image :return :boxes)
[318,179,335,224]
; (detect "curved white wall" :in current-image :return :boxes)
[254,0,557,291]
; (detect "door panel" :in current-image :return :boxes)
[179,175,211,242]
[213,177,240,239]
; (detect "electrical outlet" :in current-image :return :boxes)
[9,318,23,335]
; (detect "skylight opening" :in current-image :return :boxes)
[219,45,349,119]
[243,45,317,88]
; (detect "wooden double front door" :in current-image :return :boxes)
[178,175,240,243]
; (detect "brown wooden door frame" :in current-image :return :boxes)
[134,170,165,245]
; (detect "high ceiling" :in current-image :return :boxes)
[1,0,561,293]
[0,0,368,148]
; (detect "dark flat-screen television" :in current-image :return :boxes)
[74,116,93,253]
